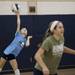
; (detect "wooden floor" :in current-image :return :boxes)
[58,68,75,75]
[1,69,75,75]
[0,72,33,75]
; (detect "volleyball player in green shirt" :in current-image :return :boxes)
[34,20,75,75]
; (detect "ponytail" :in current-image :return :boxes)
[38,25,51,47]
[43,28,51,41]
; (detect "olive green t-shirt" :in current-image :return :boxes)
[35,36,64,74]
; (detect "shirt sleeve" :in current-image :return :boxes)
[41,38,51,52]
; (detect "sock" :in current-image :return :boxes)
[15,69,20,75]
[0,68,2,72]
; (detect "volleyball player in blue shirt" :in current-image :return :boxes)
[0,8,32,75]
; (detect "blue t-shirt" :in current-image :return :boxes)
[4,32,26,57]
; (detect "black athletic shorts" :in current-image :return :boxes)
[1,52,15,61]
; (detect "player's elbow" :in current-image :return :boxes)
[34,52,40,61]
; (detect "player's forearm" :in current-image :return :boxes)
[64,46,75,55]
[25,36,32,46]
[16,12,20,31]
[25,37,30,46]
[34,52,48,69]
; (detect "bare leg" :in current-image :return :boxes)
[0,57,6,72]
[9,59,20,75]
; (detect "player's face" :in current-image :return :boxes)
[21,28,28,36]
[54,23,64,37]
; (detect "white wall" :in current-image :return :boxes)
[0,1,75,15]
[0,1,28,15]
[37,2,75,15]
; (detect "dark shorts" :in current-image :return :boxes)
[1,52,15,61]
[33,68,58,75]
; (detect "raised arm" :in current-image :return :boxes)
[16,11,20,32]
[12,4,20,32]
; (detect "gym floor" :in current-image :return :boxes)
[1,68,75,75]
[58,68,75,75]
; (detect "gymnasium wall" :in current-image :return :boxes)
[0,0,75,2]
[0,1,75,73]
